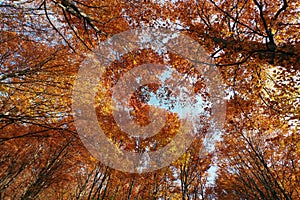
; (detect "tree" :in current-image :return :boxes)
[0,0,299,199]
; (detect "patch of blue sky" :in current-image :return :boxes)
[144,66,209,119]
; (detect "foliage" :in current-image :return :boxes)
[0,0,299,199]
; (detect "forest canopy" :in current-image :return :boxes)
[0,0,299,199]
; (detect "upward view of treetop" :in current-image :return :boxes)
[0,0,299,199]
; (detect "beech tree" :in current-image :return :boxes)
[0,0,299,199]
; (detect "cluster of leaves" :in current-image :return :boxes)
[0,0,299,199]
